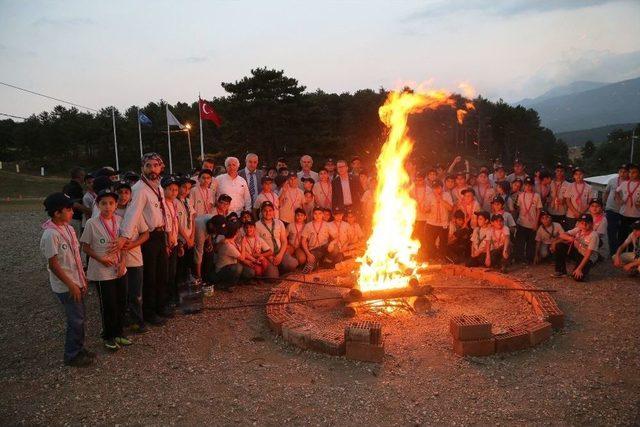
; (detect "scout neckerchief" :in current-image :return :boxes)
[261,219,280,254]
[284,186,300,209]
[539,183,550,204]
[165,199,178,242]
[243,235,259,256]
[569,229,589,254]
[42,219,87,288]
[293,222,304,247]
[625,180,640,207]
[592,213,605,232]
[521,191,536,221]
[180,197,192,228]
[572,181,587,212]
[552,180,564,208]
[319,181,331,207]
[490,226,506,249]
[141,175,166,228]
[99,214,121,270]
[477,183,489,206]
[540,223,557,239]
[460,199,475,224]
[263,191,277,209]
[198,185,211,214]
[474,227,487,251]
[311,220,324,248]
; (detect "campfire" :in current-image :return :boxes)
[352,89,473,315]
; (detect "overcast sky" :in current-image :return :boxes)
[1,0,639,118]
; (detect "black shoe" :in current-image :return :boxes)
[160,308,175,319]
[146,314,167,326]
[64,352,94,367]
[80,348,96,359]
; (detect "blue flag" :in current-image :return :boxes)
[138,111,152,126]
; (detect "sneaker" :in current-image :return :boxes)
[130,323,149,334]
[64,352,94,367]
[103,339,119,351]
[551,271,566,278]
[115,336,133,346]
[302,263,314,274]
[146,314,167,326]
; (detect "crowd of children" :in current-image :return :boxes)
[42,154,640,367]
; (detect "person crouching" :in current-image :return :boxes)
[552,213,599,281]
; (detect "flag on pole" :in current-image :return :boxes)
[166,107,185,129]
[199,99,222,127]
[138,111,153,126]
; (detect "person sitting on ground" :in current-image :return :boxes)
[40,192,94,367]
[534,211,564,264]
[487,214,511,272]
[254,176,279,219]
[287,208,308,266]
[301,206,341,273]
[551,213,599,281]
[239,220,273,277]
[328,206,353,257]
[447,209,472,263]
[214,221,254,291]
[255,201,299,277]
[466,211,491,267]
[588,198,609,260]
[613,219,640,275]
[322,207,332,223]
[346,209,365,250]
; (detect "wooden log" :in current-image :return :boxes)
[408,296,431,313]
[343,302,361,318]
[344,285,432,303]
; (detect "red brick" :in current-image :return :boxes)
[526,320,552,345]
[494,327,530,353]
[450,315,492,341]
[345,321,382,345]
[345,340,385,363]
[452,338,495,356]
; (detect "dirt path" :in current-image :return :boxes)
[0,208,639,425]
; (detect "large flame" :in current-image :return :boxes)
[357,89,471,292]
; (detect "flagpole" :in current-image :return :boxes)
[166,104,173,174]
[198,93,204,163]
[111,107,120,171]
[137,107,143,159]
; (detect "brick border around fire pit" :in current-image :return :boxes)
[265,265,565,360]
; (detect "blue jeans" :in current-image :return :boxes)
[125,266,144,326]
[55,292,86,362]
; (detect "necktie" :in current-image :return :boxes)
[249,172,256,205]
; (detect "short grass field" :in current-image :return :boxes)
[0,170,67,202]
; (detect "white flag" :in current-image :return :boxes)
[166,107,185,129]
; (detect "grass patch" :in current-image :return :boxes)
[0,170,67,200]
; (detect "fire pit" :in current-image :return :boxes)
[265,89,565,363]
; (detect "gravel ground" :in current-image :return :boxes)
[1,206,639,426]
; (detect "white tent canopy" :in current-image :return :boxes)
[585,173,617,186]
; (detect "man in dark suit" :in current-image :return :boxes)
[238,152,264,209]
[332,159,363,213]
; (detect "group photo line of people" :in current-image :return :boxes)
[42,151,640,367]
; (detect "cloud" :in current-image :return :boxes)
[32,17,95,27]
[184,56,208,64]
[508,49,640,101]
[405,0,627,21]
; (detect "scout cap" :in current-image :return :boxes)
[44,192,74,214]
[632,220,640,230]
[161,176,179,188]
[95,189,119,203]
[578,213,593,223]
[218,194,232,203]
[491,195,505,205]
[198,168,214,178]
[490,214,504,222]
[475,211,491,220]
[114,180,131,191]
[589,198,603,206]
[260,200,274,210]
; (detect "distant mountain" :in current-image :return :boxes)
[516,81,608,108]
[518,77,640,133]
[555,123,637,147]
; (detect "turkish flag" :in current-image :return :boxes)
[199,99,222,127]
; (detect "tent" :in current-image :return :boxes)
[585,173,617,197]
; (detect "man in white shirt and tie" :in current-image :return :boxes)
[215,157,252,215]
[118,152,170,325]
[238,153,263,209]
